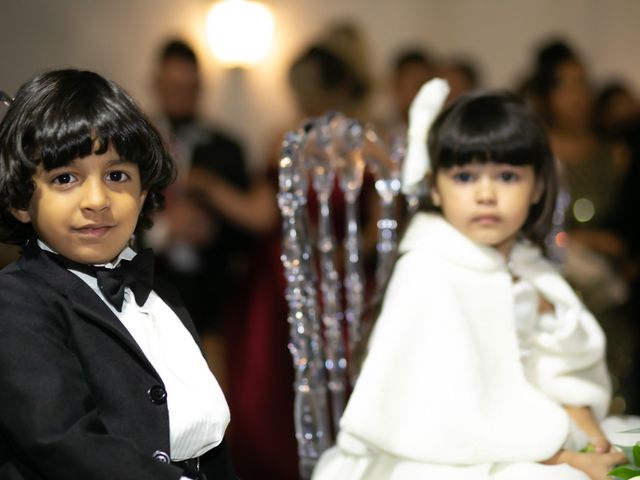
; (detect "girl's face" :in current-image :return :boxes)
[431,162,543,257]
[12,145,147,264]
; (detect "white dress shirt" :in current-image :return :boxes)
[38,241,230,469]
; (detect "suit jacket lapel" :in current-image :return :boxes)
[20,241,160,377]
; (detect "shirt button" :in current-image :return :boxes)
[147,385,167,404]
[153,450,170,463]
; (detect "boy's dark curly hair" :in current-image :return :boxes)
[0,69,176,245]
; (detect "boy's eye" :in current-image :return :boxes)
[52,173,75,185]
[106,171,130,182]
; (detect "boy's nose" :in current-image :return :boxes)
[80,178,110,211]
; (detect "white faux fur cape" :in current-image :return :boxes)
[313,213,610,479]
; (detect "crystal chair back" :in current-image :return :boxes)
[278,112,403,478]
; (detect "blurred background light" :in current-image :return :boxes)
[206,0,274,68]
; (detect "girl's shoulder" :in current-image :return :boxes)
[399,212,449,254]
[400,212,508,272]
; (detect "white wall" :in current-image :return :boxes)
[2,0,639,170]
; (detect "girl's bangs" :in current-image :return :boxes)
[433,95,547,171]
[436,137,542,169]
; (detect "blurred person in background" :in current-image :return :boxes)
[438,55,481,105]
[145,39,277,390]
[595,82,640,137]
[594,81,640,255]
[595,81,640,414]
[525,38,637,414]
[225,22,377,480]
[385,47,436,133]
[287,23,372,121]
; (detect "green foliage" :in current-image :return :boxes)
[609,443,640,480]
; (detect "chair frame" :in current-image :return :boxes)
[278,112,403,478]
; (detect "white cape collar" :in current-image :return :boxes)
[400,212,542,273]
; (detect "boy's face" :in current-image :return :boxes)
[12,145,147,264]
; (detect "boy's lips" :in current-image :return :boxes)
[73,224,115,237]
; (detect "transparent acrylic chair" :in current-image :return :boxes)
[277,112,404,479]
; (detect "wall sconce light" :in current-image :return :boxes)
[206,0,274,68]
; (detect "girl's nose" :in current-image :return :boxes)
[80,177,110,212]
[475,177,497,204]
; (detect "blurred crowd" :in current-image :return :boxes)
[2,20,639,480]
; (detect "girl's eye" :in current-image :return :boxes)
[106,171,130,182]
[52,173,75,185]
[453,172,474,183]
[500,171,519,182]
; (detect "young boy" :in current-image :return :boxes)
[0,69,235,479]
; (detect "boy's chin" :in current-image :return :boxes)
[64,247,125,266]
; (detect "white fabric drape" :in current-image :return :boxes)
[313,213,609,479]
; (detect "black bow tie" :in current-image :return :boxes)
[50,249,154,312]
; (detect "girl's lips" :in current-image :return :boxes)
[472,215,501,224]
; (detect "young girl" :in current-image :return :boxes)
[312,80,627,480]
[0,70,235,479]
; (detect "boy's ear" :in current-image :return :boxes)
[10,208,31,224]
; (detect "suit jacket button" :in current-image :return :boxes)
[148,385,167,404]
[153,450,170,463]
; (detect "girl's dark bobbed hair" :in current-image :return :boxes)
[0,69,176,245]
[426,90,559,249]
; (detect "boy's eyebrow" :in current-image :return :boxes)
[104,157,135,167]
[45,156,135,172]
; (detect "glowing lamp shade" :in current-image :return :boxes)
[206,0,274,67]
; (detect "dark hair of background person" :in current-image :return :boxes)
[392,48,434,75]
[527,38,581,124]
[424,90,558,251]
[0,69,176,245]
[389,47,436,125]
[159,39,199,68]
[530,39,577,94]
[288,45,369,116]
[449,59,480,89]
[594,81,640,137]
[438,56,482,105]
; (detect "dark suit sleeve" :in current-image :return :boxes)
[0,275,183,480]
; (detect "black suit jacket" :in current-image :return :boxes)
[0,241,235,479]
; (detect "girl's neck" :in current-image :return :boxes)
[493,238,516,260]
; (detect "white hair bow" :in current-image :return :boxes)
[401,78,450,195]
